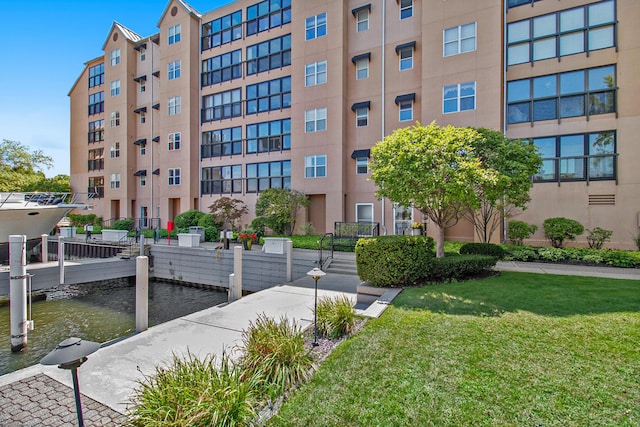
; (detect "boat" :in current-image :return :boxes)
[0,192,94,264]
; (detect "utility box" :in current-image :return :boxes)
[263,238,290,254]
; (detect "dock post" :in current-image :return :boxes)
[41,234,48,262]
[229,245,242,302]
[136,256,149,332]
[286,239,293,282]
[58,236,65,285]
[9,235,28,352]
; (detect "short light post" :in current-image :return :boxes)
[41,337,100,427]
[306,267,326,347]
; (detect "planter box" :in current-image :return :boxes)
[102,229,129,243]
[59,226,76,238]
[178,233,200,247]
[263,237,291,254]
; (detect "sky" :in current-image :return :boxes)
[0,0,231,177]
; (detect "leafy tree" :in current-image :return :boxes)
[254,188,309,235]
[0,139,54,192]
[371,122,496,257]
[22,174,71,192]
[208,197,248,231]
[463,128,542,243]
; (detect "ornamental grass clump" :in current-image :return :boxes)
[127,351,262,427]
[316,295,359,339]
[237,314,313,400]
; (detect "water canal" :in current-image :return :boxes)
[0,281,228,376]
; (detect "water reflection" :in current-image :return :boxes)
[1,281,227,375]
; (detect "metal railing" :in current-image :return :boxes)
[318,232,334,270]
[47,239,123,261]
[332,222,380,250]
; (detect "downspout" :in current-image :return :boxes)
[380,0,387,235]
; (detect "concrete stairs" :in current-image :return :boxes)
[327,256,358,276]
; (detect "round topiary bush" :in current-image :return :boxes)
[459,242,506,258]
[543,217,584,248]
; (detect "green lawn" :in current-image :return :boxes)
[268,272,640,427]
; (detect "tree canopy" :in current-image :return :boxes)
[0,139,69,192]
[254,188,309,235]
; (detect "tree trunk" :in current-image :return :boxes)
[435,225,445,258]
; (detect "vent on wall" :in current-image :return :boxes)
[588,194,615,206]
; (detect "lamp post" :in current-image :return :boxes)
[40,337,100,427]
[306,267,326,347]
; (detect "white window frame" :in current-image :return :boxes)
[356,203,374,223]
[305,60,327,87]
[168,132,181,151]
[399,47,413,71]
[140,46,146,61]
[168,24,181,45]
[140,144,146,156]
[139,80,146,93]
[393,203,413,235]
[400,0,413,20]
[110,142,120,158]
[356,58,369,80]
[110,48,120,66]
[110,173,121,189]
[443,22,477,57]
[356,9,369,32]
[356,107,368,127]
[140,174,146,187]
[305,108,327,133]
[399,101,413,122]
[140,111,146,124]
[168,60,181,80]
[356,157,368,174]
[168,168,181,186]
[305,154,327,178]
[305,13,327,40]
[110,111,120,127]
[168,96,181,116]
[443,81,476,114]
[110,80,120,96]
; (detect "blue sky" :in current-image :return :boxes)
[0,0,230,177]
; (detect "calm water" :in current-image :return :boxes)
[0,281,227,376]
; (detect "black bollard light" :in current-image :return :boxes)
[306,267,326,347]
[41,337,100,427]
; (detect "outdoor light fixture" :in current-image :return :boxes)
[306,267,326,347]
[41,337,100,427]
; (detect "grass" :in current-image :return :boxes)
[268,272,640,426]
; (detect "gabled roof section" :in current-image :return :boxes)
[157,0,202,27]
[102,21,143,50]
[68,56,104,96]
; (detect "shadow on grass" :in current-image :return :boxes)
[393,271,640,317]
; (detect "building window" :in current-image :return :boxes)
[444,22,476,57]
[356,157,368,174]
[356,58,369,80]
[246,160,291,192]
[110,142,120,158]
[246,34,291,76]
[168,168,181,185]
[355,8,369,32]
[110,173,121,189]
[201,165,242,194]
[305,155,327,178]
[306,12,327,40]
[88,120,104,143]
[88,176,104,198]
[507,0,615,66]
[508,0,542,8]
[533,131,616,182]
[88,63,104,88]
[246,118,291,154]
[202,126,242,158]
[305,61,327,87]
[110,80,120,96]
[140,144,146,156]
[202,10,242,50]
[110,49,120,66]
[110,111,120,127]
[246,76,291,114]
[396,94,415,122]
[396,42,415,70]
[88,148,104,171]
[507,65,615,124]
[88,92,104,116]
[168,132,181,151]
[168,24,181,45]
[139,80,146,93]
[202,89,242,122]
[140,46,146,61]
[352,102,370,127]
[305,108,327,133]
[140,174,146,187]
[202,49,242,87]
[168,96,181,116]
[443,82,476,114]
[356,203,374,224]
[168,60,181,80]
[140,111,146,124]
[246,0,291,37]
[400,0,413,20]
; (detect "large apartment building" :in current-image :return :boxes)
[69,0,640,248]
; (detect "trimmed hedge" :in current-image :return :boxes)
[356,236,435,287]
[459,243,506,258]
[428,255,499,283]
[504,245,640,268]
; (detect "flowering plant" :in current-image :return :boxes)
[412,222,424,230]
[238,232,257,242]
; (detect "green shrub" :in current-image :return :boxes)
[582,254,604,264]
[586,227,613,250]
[316,295,359,339]
[356,236,435,287]
[537,247,567,262]
[428,255,498,283]
[507,220,538,245]
[237,314,313,400]
[67,213,97,226]
[599,250,640,268]
[459,242,506,258]
[543,217,584,248]
[127,352,261,426]
[204,226,218,242]
[197,213,217,228]
[174,209,205,229]
[111,218,134,231]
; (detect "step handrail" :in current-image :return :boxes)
[318,232,334,270]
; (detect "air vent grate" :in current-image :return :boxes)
[588,194,615,206]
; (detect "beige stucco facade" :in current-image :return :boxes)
[69,0,639,248]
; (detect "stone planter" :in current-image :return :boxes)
[411,229,423,236]
[178,233,200,247]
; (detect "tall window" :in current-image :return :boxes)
[88,148,104,171]
[507,0,615,66]
[400,0,413,19]
[507,65,615,124]
[356,157,368,174]
[246,76,291,114]
[168,60,181,80]
[202,89,242,122]
[201,165,242,194]
[110,80,120,96]
[88,63,104,88]
[202,10,242,50]
[140,174,146,187]
[305,108,327,132]
[352,103,370,127]
[305,61,327,87]
[305,155,327,178]
[355,8,369,32]
[168,132,181,151]
[444,22,476,56]
[246,34,291,76]
[140,111,146,124]
[88,92,104,115]
[110,49,120,66]
[246,160,291,192]
[139,79,146,93]
[202,126,242,158]
[202,49,242,86]
[168,24,181,45]
[168,168,181,185]
[110,173,121,189]
[246,0,291,37]
[88,176,104,198]
[356,58,369,80]
[306,13,327,40]
[140,46,146,61]
[396,94,415,122]
[396,42,415,70]
[246,119,291,154]
[110,142,120,158]
[168,96,181,116]
[88,120,104,143]
[443,82,476,113]
[110,111,120,127]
